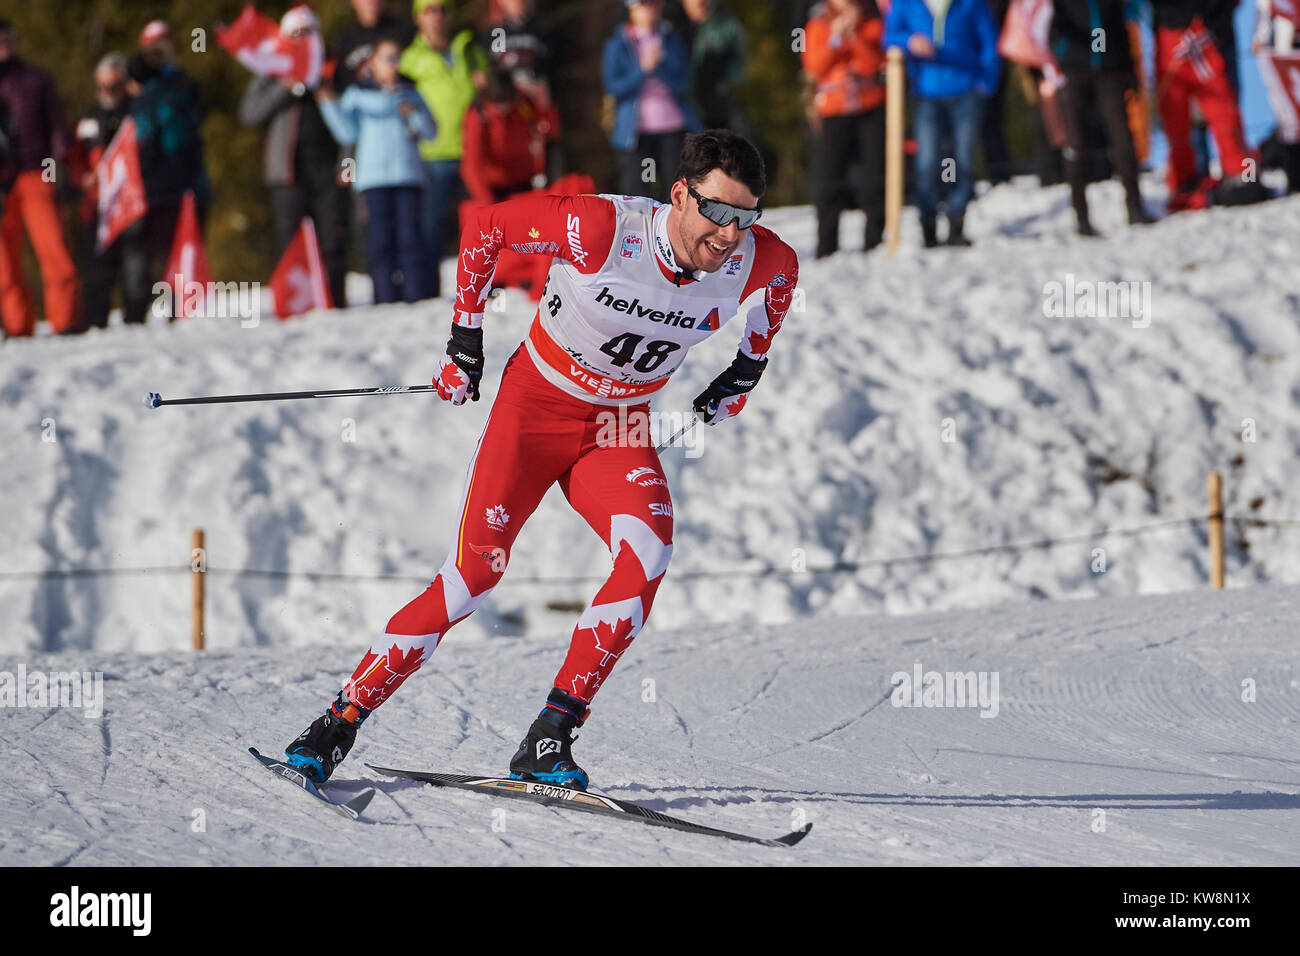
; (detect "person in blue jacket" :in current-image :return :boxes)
[602,0,702,200]
[884,0,1000,247]
[317,38,437,304]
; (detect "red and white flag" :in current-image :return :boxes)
[270,218,332,319]
[162,191,213,319]
[215,4,325,88]
[94,116,147,252]
[1260,52,1300,143]
[998,0,1053,69]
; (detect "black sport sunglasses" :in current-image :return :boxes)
[685,182,762,230]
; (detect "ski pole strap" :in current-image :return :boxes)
[145,385,440,408]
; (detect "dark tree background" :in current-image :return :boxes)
[6,0,1032,296]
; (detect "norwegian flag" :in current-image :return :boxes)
[215,4,325,88]
[161,191,212,319]
[1172,23,1216,82]
[94,116,147,252]
[269,218,332,319]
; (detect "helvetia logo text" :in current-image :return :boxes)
[594,286,717,329]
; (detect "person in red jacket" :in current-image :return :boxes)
[282,131,799,790]
[460,66,552,206]
[802,0,887,256]
[1152,0,1266,208]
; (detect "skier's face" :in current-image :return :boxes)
[671,170,760,273]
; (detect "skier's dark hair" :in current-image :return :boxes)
[677,129,766,199]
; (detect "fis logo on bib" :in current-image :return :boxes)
[620,235,643,260]
[724,253,744,276]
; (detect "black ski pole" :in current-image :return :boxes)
[656,414,699,452]
[145,384,439,408]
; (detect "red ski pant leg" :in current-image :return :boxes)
[0,173,78,335]
[343,351,584,711]
[552,407,674,704]
[1156,29,1197,194]
[1194,51,1253,182]
[0,175,34,337]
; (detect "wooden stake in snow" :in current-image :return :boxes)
[192,528,206,650]
[885,47,905,257]
[1208,472,1224,589]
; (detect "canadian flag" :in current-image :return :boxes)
[215,4,326,88]
[94,116,147,252]
[270,218,332,319]
[161,191,212,319]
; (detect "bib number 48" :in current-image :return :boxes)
[598,332,681,373]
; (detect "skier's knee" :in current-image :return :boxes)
[610,513,673,581]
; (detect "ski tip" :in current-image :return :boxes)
[773,822,813,847]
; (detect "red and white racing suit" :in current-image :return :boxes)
[342,193,799,714]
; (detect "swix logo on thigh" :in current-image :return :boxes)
[649,502,673,518]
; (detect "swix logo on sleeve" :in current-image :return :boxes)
[566,214,587,267]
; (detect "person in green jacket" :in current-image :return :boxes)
[402,0,488,298]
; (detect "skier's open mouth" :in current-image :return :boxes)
[703,239,731,262]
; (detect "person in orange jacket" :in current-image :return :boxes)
[802,0,887,257]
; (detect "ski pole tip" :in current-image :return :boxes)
[145,391,162,408]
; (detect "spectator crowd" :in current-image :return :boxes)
[0,0,1296,338]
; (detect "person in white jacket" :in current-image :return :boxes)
[1253,0,1300,192]
[317,39,437,302]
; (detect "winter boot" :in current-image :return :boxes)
[509,688,590,790]
[921,213,939,249]
[1126,199,1155,225]
[284,693,369,783]
[946,212,972,247]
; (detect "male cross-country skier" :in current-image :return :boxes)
[283,129,798,789]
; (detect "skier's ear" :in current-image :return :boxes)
[669,177,689,214]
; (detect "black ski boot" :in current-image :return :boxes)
[946,212,972,247]
[284,693,369,783]
[509,688,590,790]
[921,213,939,248]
